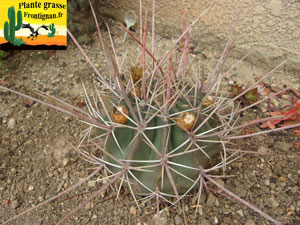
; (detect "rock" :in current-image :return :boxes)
[258,146,268,154]
[11,200,19,209]
[62,171,68,180]
[266,197,279,208]
[153,207,169,225]
[174,214,183,225]
[214,217,218,224]
[62,158,69,166]
[264,179,270,186]
[206,192,216,206]
[274,141,293,151]
[88,180,96,187]
[28,185,34,191]
[7,118,15,129]
[85,201,93,210]
[130,206,137,215]
[245,219,256,225]
[198,218,210,225]
[237,209,244,217]
[216,179,225,192]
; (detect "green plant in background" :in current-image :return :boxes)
[0,50,8,68]
[48,23,56,38]
[3,6,24,46]
[1,1,298,225]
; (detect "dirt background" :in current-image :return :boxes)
[1,8,300,225]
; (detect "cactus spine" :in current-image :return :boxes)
[4,6,23,44]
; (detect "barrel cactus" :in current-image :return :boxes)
[101,81,220,196]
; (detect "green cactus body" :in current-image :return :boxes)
[48,23,56,38]
[102,93,219,195]
[4,6,22,43]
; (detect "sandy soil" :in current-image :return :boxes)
[0,17,300,225]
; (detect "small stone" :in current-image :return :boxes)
[258,146,268,154]
[38,196,44,202]
[264,179,270,186]
[215,198,220,207]
[88,180,96,187]
[2,199,9,207]
[62,158,69,166]
[11,200,19,209]
[216,179,225,191]
[199,218,210,225]
[245,219,256,225]
[7,118,15,129]
[214,217,218,224]
[56,182,64,192]
[270,183,276,190]
[237,209,244,217]
[130,206,137,215]
[266,197,279,208]
[28,185,34,191]
[85,201,93,210]
[62,171,68,180]
[174,214,183,225]
[206,193,216,206]
[291,187,298,193]
[279,176,288,182]
[153,207,169,225]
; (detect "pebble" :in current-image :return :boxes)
[206,192,216,206]
[88,180,96,187]
[11,200,19,209]
[291,187,298,193]
[198,218,210,225]
[216,179,225,191]
[264,179,270,186]
[244,219,256,225]
[28,185,34,191]
[266,197,279,208]
[174,214,183,225]
[258,146,268,154]
[237,209,244,217]
[56,182,64,192]
[215,198,220,207]
[85,201,93,210]
[130,206,137,215]
[214,216,218,224]
[62,171,68,180]
[270,183,276,190]
[7,118,15,129]
[62,158,69,166]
